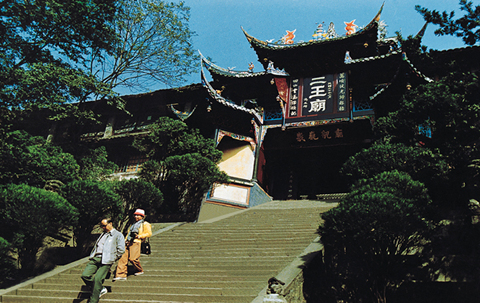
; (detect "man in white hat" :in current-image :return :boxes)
[113,209,152,280]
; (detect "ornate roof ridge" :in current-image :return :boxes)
[344,49,433,83]
[402,52,434,82]
[345,50,402,64]
[199,51,268,78]
[415,22,428,40]
[242,3,383,50]
[200,62,263,123]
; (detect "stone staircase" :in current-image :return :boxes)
[0,200,336,303]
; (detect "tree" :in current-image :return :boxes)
[319,171,433,303]
[340,142,449,205]
[113,178,163,233]
[88,0,198,92]
[76,146,119,181]
[161,153,228,214]
[61,180,122,253]
[416,0,480,46]
[133,116,223,161]
[134,117,228,217]
[0,184,78,274]
[375,71,480,206]
[0,130,80,187]
[0,0,119,127]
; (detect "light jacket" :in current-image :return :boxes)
[89,229,125,264]
[132,221,152,244]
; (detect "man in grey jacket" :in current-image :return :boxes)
[81,218,125,303]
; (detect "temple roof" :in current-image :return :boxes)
[200,63,263,124]
[242,4,384,76]
[199,51,288,79]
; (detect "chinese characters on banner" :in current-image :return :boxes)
[295,128,344,143]
[288,73,348,118]
[289,79,300,117]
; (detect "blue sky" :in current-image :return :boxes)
[120,0,479,94]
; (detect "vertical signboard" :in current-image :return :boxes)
[289,78,300,117]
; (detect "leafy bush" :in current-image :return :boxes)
[341,142,449,205]
[0,237,16,286]
[0,130,79,187]
[135,117,228,217]
[133,117,223,162]
[0,184,77,274]
[77,146,118,181]
[112,178,163,232]
[341,142,448,186]
[319,171,433,303]
[139,154,228,216]
[61,180,121,252]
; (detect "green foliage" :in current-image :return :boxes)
[112,178,163,233]
[319,171,433,303]
[0,0,118,125]
[341,142,449,202]
[162,153,229,214]
[133,117,223,162]
[90,0,198,91]
[135,117,228,216]
[0,130,79,187]
[0,237,17,286]
[375,71,480,205]
[416,0,480,45]
[0,184,78,274]
[61,180,122,252]
[77,146,119,181]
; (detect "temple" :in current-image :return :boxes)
[196,4,432,206]
[25,5,479,210]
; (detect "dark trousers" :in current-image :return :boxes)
[81,256,111,303]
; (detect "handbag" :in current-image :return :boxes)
[141,238,151,255]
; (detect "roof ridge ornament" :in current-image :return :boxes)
[280,29,296,44]
[325,22,338,39]
[344,20,358,36]
[241,3,384,49]
[169,104,197,121]
[267,61,289,76]
[415,22,429,41]
[199,50,288,77]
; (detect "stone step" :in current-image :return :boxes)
[173,226,318,231]
[65,267,277,276]
[1,293,257,303]
[45,273,269,284]
[54,272,272,282]
[37,278,263,288]
[0,201,335,303]
[19,284,263,296]
[152,235,315,242]
[149,239,314,247]
[152,234,316,240]
[132,250,304,257]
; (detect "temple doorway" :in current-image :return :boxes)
[264,145,361,200]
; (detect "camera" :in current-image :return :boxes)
[127,231,138,242]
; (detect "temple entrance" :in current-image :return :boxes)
[264,144,362,200]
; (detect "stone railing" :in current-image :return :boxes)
[252,237,324,303]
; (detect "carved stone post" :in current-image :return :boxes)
[263,277,288,303]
